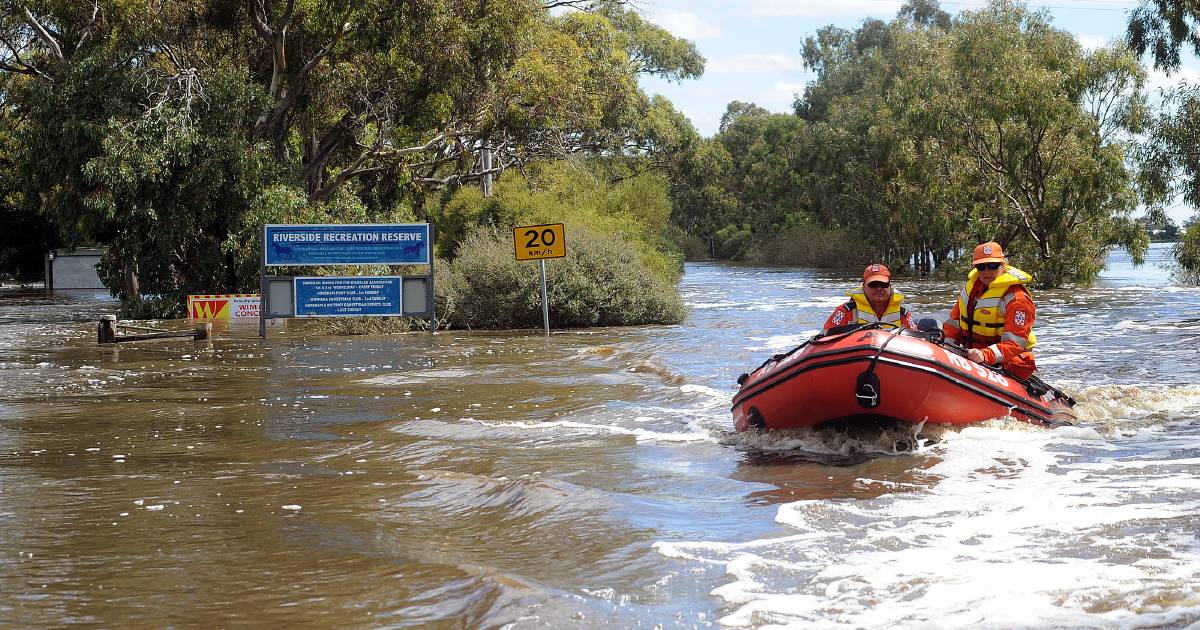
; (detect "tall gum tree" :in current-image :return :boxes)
[0,0,705,307]
[1127,0,1200,282]
[898,1,1148,285]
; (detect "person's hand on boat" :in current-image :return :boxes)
[967,348,987,363]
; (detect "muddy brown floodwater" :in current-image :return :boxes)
[3,243,1200,628]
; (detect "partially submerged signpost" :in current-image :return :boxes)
[512,223,566,335]
[259,223,434,338]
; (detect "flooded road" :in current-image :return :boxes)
[2,242,1199,628]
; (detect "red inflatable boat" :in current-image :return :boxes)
[731,322,1076,431]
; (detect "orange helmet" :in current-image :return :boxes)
[972,242,1005,264]
[862,263,890,284]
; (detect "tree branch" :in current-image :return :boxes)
[76,1,100,50]
[246,0,294,100]
[22,8,63,61]
[542,0,630,9]
[0,34,51,80]
[293,16,350,85]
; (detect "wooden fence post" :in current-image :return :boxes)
[98,315,117,344]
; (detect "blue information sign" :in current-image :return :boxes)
[294,276,403,317]
[265,224,430,266]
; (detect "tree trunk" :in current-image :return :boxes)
[122,264,140,300]
[225,250,239,292]
[303,127,323,195]
[414,193,427,223]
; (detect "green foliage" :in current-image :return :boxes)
[438,226,685,329]
[0,0,703,323]
[0,107,52,281]
[713,224,751,260]
[681,234,712,260]
[749,225,869,267]
[595,3,705,82]
[434,160,683,281]
[887,2,1149,285]
[669,0,1151,286]
[1172,225,1200,285]
[118,296,184,320]
[83,67,278,302]
[1126,0,1200,72]
[1136,84,1200,274]
[633,97,739,260]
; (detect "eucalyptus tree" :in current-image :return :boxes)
[897,2,1148,285]
[793,1,957,272]
[238,0,703,199]
[0,0,216,298]
[718,0,1148,282]
[1127,0,1200,281]
[0,0,704,308]
[1137,84,1200,283]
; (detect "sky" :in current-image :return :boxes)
[634,0,1200,222]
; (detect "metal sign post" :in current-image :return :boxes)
[259,232,268,339]
[513,223,566,336]
[538,259,549,335]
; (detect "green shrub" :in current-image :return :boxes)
[750,225,867,267]
[118,296,183,319]
[432,161,684,282]
[322,317,417,335]
[1172,227,1200,285]
[438,225,686,329]
[682,234,712,260]
[714,223,752,260]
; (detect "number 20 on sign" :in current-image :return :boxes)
[513,223,566,261]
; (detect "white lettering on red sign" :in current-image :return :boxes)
[945,352,1009,387]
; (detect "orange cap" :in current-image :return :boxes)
[862,263,890,284]
[972,241,1005,264]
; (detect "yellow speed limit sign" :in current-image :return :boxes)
[513,223,566,261]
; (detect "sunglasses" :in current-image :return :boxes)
[975,262,1003,271]
[867,281,890,289]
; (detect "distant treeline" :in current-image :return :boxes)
[663,0,1200,286]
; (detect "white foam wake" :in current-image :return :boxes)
[655,424,1200,628]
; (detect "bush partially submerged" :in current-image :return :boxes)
[438,226,686,329]
[749,225,868,267]
[322,317,418,335]
[1171,227,1200,285]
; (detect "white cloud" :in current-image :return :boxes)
[1147,65,1200,94]
[649,10,722,39]
[1076,34,1115,51]
[744,0,902,18]
[708,53,806,73]
[681,107,721,132]
[759,81,807,109]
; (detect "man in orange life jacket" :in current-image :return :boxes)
[822,263,915,332]
[943,241,1038,380]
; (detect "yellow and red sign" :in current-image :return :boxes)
[187,294,260,319]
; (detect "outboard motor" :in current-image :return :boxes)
[916,318,943,343]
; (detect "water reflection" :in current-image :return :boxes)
[732,449,939,505]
